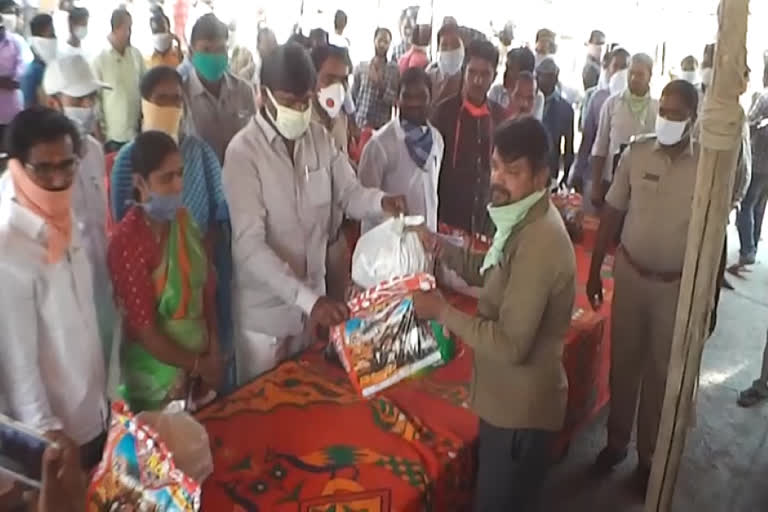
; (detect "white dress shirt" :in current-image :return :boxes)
[73,136,115,351]
[0,136,115,354]
[0,186,107,445]
[222,113,384,383]
[358,119,444,233]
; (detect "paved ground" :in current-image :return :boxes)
[539,227,768,511]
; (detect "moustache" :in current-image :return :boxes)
[490,184,510,197]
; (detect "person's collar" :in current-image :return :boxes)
[462,97,490,117]
[255,109,281,145]
[393,118,433,140]
[653,135,695,156]
[0,181,50,246]
[188,67,231,97]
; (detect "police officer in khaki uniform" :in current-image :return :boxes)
[586,79,701,492]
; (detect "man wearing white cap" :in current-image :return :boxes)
[42,53,116,358]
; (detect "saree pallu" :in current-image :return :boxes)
[120,210,210,412]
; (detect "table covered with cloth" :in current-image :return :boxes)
[197,216,614,511]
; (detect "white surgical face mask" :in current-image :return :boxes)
[265,88,312,140]
[701,68,713,87]
[63,105,96,136]
[2,14,17,32]
[609,69,628,95]
[153,32,172,53]
[31,36,58,64]
[655,116,688,146]
[438,46,464,76]
[680,70,698,84]
[317,82,345,119]
[73,25,87,41]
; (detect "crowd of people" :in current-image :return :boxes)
[0,1,767,510]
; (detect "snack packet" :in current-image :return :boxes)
[87,402,201,512]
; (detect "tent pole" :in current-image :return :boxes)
[645,0,750,510]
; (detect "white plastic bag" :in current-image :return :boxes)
[136,411,213,483]
[351,215,430,289]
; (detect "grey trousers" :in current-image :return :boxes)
[474,419,556,512]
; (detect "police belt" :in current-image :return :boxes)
[618,245,683,283]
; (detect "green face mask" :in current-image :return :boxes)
[192,51,229,82]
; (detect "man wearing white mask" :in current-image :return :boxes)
[591,52,657,207]
[586,80,700,493]
[147,11,182,69]
[679,55,699,85]
[61,7,88,58]
[222,43,406,383]
[310,44,353,302]
[21,13,57,107]
[426,20,464,108]
[359,67,444,233]
[571,47,629,196]
[39,54,115,356]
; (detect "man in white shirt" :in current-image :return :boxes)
[359,66,444,233]
[60,6,88,58]
[42,53,115,355]
[222,44,405,383]
[0,106,107,469]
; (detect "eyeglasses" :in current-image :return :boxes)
[25,158,79,175]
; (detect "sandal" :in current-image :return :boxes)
[737,386,768,407]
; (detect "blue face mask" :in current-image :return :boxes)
[140,192,182,221]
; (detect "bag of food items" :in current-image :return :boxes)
[331,273,443,397]
[351,215,431,289]
[87,402,201,512]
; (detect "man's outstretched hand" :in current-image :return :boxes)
[311,296,350,327]
[412,289,448,321]
[381,195,407,216]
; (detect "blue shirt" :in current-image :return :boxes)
[20,58,45,108]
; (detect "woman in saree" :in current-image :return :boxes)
[107,130,222,412]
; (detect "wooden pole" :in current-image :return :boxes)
[645,0,750,510]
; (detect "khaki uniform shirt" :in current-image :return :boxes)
[222,113,384,377]
[606,135,700,274]
[181,70,257,163]
[592,92,658,181]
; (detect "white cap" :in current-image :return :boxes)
[43,54,110,98]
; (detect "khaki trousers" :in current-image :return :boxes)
[608,250,681,468]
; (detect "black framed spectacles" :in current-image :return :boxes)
[25,158,79,175]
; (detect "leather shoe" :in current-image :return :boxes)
[591,446,628,475]
[634,464,651,497]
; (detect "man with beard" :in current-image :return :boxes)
[432,39,497,235]
[412,117,575,511]
[359,67,444,233]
